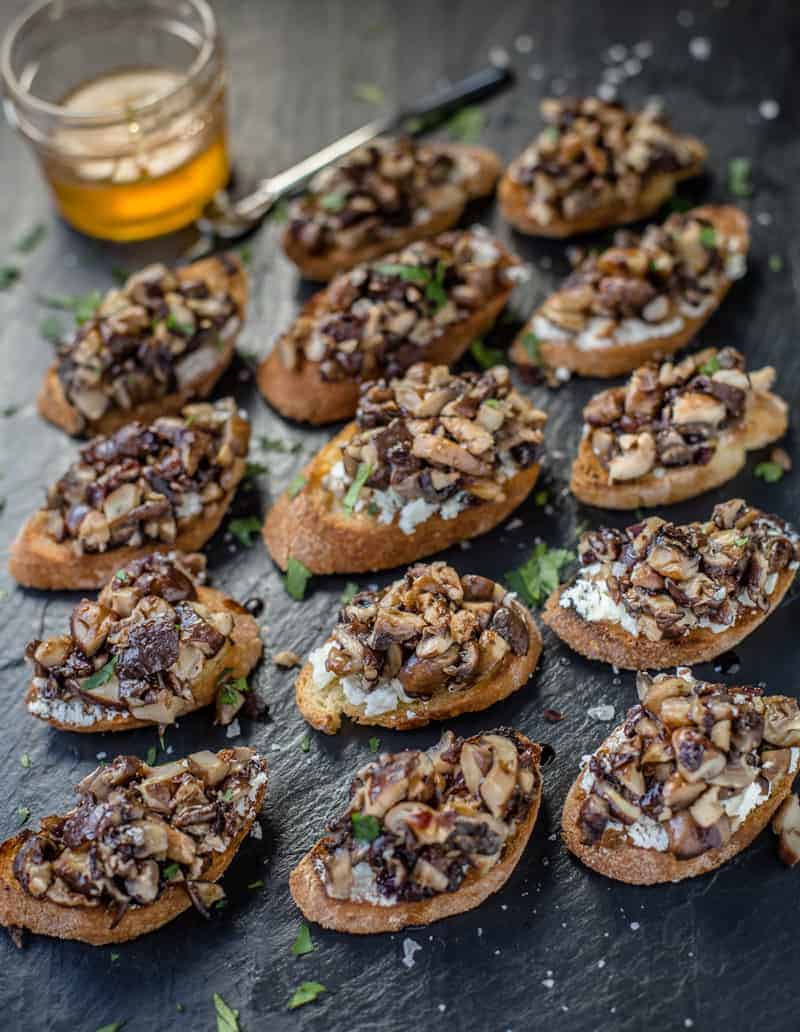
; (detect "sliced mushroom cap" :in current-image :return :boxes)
[411,857,450,892]
[185,879,226,917]
[33,635,73,670]
[397,647,459,696]
[773,794,800,867]
[490,602,530,656]
[477,735,519,819]
[763,699,800,747]
[689,786,724,829]
[662,773,706,811]
[324,847,353,900]
[667,812,729,860]
[188,750,231,786]
[384,802,452,845]
[594,780,642,825]
[760,749,791,783]
[124,860,160,904]
[70,601,114,658]
[608,432,656,482]
[361,758,411,817]
[673,728,726,783]
[459,741,492,797]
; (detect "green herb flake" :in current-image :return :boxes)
[287,981,326,1010]
[96,1023,124,1032]
[340,581,359,604]
[16,806,31,827]
[248,879,264,890]
[20,753,32,770]
[769,254,784,272]
[0,266,21,290]
[353,81,385,105]
[162,863,181,881]
[285,557,312,601]
[15,222,47,253]
[542,126,561,144]
[754,460,784,484]
[288,473,307,498]
[213,992,240,1032]
[351,812,380,842]
[699,355,721,375]
[727,157,752,198]
[110,952,120,962]
[506,543,575,607]
[2,405,18,417]
[425,259,448,310]
[245,461,268,481]
[228,515,262,547]
[166,312,194,336]
[447,105,485,143]
[735,536,750,547]
[300,733,311,753]
[319,191,348,213]
[470,338,506,370]
[40,290,102,324]
[145,746,157,766]
[522,332,541,365]
[372,262,430,285]
[291,922,315,957]
[221,788,234,802]
[237,244,252,266]
[259,435,300,453]
[342,461,373,515]
[269,198,289,223]
[534,489,549,506]
[83,656,117,692]
[699,226,717,249]
[482,398,501,409]
[111,267,129,285]
[40,314,65,342]
[368,736,380,753]
[114,569,129,583]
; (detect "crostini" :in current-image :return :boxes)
[543,500,798,669]
[290,728,541,933]
[38,255,248,437]
[25,552,262,732]
[511,205,748,378]
[259,227,525,424]
[563,669,800,884]
[263,363,547,574]
[571,346,787,508]
[0,748,268,944]
[9,398,250,591]
[283,136,502,280]
[296,561,541,732]
[498,96,706,238]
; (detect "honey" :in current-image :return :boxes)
[41,68,230,241]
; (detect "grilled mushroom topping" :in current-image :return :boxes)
[316,730,539,904]
[578,670,800,859]
[278,229,522,381]
[55,261,242,431]
[508,97,704,225]
[773,794,800,867]
[287,137,482,255]
[12,748,267,915]
[309,563,529,708]
[560,501,799,642]
[38,398,249,554]
[325,363,546,531]
[25,552,238,725]
[583,348,776,480]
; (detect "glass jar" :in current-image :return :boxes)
[1,0,230,241]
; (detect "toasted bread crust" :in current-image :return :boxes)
[282,145,502,281]
[8,457,246,591]
[562,734,794,885]
[289,738,541,933]
[25,586,262,733]
[0,775,267,944]
[498,150,706,238]
[295,606,542,733]
[542,565,796,670]
[510,206,747,377]
[570,388,788,509]
[257,269,514,425]
[37,255,249,438]
[262,425,541,574]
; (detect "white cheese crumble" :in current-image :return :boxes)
[587,703,616,722]
[721,780,768,830]
[28,695,119,728]
[625,815,669,852]
[559,573,640,636]
[532,313,686,351]
[309,641,412,716]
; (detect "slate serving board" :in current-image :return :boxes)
[0,1,797,1029]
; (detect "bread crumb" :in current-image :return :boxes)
[273,649,301,668]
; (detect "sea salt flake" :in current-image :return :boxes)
[689,37,711,60]
[489,45,510,68]
[597,83,617,102]
[402,937,422,968]
[630,921,641,931]
[759,99,780,120]
[587,703,615,721]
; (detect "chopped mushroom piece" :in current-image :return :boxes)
[773,794,800,867]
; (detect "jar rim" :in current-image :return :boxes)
[1,0,219,127]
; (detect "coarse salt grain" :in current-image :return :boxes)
[402,937,422,968]
[759,99,780,120]
[689,37,711,60]
[489,46,510,68]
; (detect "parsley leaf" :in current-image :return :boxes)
[351,812,380,842]
[259,435,301,453]
[727,157,752,198]
[39,290,102,324]
[16,806,31,827]
[162,863,181,881]
[269,198,289,223]
[470,338,506,370]
[248,879,264,890]
[368,736,381,753]
[447,105,485,143]
[425,259,448,310]
[165,312,194,335]
[300,733,310,753]
[319,191,348,212]
[340,581,359,604]
[228,516,262,547]
[213,992,240,1032]
[353,81,385,105]
[291,922,315,957]
[754,460,784,483]
[20,753,32,770]
[506,543,574,607]
[699,355,721,375]
[342,462,373,515]
[245,461,268,481]
[534,489,549,506]
[145,746,157,766]
[15,222,47,253]
[237,244,252,266]
[769,254,784,272]
[0,266,20,290]
[288,473,307,498]
[699,226,717,249]
[287,981,326,1010]
[372,262,430,285]
[96,1023,125,1032]
[83,656,117,692]
[285,557,312,600]
[40,314,65,342]
[522,332,541,365]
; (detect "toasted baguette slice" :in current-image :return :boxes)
[26,588,262,733]
[263,424,540,574]
[570,355,788,510]
[38,255,248,438]
[511,206,748,378]
[562,675,800,884]
[258,231,520,424]
[295,567,541,732]
[283,144,502,281]
[290,731,542,933]
[0,749,267,944]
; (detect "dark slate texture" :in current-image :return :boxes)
[0,1,797,1029]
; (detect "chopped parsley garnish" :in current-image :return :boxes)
[506,543,574,607]
[0,266,20,290]
[245,461,268,481]
[373,260,449,311]
[213,992,240,1032]
[542,126,561,143]
[735,536,750,547]
[96,1024,125,1032]
[470,338,506,370]
[351,812,380,842]
[228,516,262,547]
[340,581,359,604]
[111,267,129,285]
[16,806,31,827]
[446,105,485,143]
[145,746,157,766]
[319,191,348,212]
[83,656,117,692]
[353,81,385,105]
[368,736,381,753]
[162,863,181,881]
[40,314,65,342]
[285,557,312,601]
[287,981,326,1010]
[372,262,430,285]
[2,405,18,417]
[754,460,784,483]
[534,489,549,506]
[342,462,373,514]
[20,753,31,770]
[40,290,102,324]
[218,676,249,706]
[259,435,301,453]
[699,355,721,375]
[237,244,252,266]
[165,312,194,335]
[287,473,307,498]
[221,788,234,802]
[727,157,752,198]
[291,922,315,957]
[269,198,289,223]
[425,259,448,310]
[699,226,717,249]
[521,332,541,364]
[110,952,120,962]
[15,222,47,253]
[300,733,311,753]
[114,569,129,583]
[248,880,264,890]
[769,254,784,272]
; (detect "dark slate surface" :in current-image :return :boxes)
[0,1,797,1029]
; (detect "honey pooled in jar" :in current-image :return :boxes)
[43,67,229,241]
